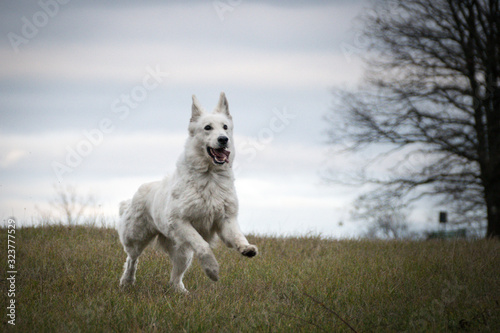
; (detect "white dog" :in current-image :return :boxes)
[117,92,258,293]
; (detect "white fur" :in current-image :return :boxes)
[117,92,258,293]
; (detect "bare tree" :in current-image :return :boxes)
[50,183,95,225]
[351,190,413,239]
[326,0,500,238]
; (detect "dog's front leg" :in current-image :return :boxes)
[172,222,220,282]
[218,218,258,257]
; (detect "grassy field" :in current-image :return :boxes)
[1,225,499,332]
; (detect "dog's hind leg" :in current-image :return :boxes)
[119,224,156,287]
[120,239,151,287]
[120,249,140,287]
[157,234,193,293]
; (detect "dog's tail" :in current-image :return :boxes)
[119,199,132,219]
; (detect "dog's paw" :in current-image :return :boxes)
[199,253,220,282]
[241,245,258,258]
[170,282,190,294]
[119,277,135,288]
[204,266,219,282]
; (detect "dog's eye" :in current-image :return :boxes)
[204,125,212,130]
[223,125,228,130]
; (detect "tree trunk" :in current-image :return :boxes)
[485,183,500,238]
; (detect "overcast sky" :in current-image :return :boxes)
[1,0,436,237]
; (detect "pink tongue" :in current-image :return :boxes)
[213,148,230,161]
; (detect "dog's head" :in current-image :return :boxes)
[187,92,234,168]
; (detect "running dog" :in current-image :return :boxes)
[117,92,258,293]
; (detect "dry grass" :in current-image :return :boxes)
[1,225,499,332]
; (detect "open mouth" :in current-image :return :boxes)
[207,147,230,165]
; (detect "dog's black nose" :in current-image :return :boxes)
[218,136,229,145]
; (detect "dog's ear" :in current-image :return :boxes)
[215,92,231,118]
[191,95,204,122]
